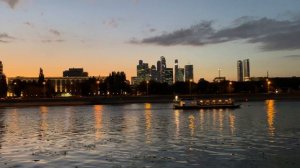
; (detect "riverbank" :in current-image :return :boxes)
[0,93,299,108]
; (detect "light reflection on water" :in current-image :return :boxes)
[94,105,103,140]
[266,100,276,137]
[144,103,152,144]
[0,101,299,168]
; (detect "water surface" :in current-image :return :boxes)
[0,100,299,167]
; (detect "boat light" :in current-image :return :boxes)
[175,95,178,101]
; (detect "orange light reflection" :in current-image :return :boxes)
[266,100,276,136]
[189,114,195,136]
[94,105,103,140]
[144,103,152,144]
[39,106,48,140]
[199,109,204,131]
[229,113,236,135]
[174,110,180,137]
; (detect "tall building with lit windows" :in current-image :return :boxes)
[243,59,250,81]
[174,59,179,82]
[159,56,166,83]
[165,68,173,85]
[150,65,157,81]
[237,60,243,81]
[137,60,150,84]
[178,68,184,82]
[175,59,184,82]
[237,59,250,82]
[184,65,194,82]
[157,60,161,82]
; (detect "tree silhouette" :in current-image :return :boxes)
[0,75,8,98]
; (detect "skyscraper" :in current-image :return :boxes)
[185,65,194,82]
[174,59,184,82]
[150,65,157,81]
[178,68,184,82]
[160,56,166,83]
[137,60,150,84]
[243,59,250,81]
[157,60,161,82]
[237,60,243,82]
[165,68,173,85]
[174,59,179,82]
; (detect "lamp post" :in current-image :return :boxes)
[229,81,232,94]
[267,81,271,93]
[43,81,46,98]
[70,82,73,95]
[146,80,149,95]
[13,82,17,97]
[189,79,192,96]
[96,80,100,96]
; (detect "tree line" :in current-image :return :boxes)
[0,72,299,98]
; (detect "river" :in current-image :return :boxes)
[0,100,299,167]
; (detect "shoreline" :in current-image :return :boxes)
[0,93,299,108]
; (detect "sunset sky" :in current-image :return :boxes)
[1,0,300,81]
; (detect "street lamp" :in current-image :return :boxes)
[267,81,271,93]
[96,80,100,96]
[229,81,232,94]
[13,82,17,97]
[146,80,149,95]
[43,81,46,97]
[189,79,193,96]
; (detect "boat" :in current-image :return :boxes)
[173,96,240,109]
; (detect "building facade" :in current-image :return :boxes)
[150,65,157,81]
[8,76,105,96]
[165,68,173,85]
[137,60,150,84]
[184,65,194,82]
[159,56,166,83]
[237,60,243,82]
[174,59,179,82]
[63,68,88,77]
[243,59,250,81]
[177,68,184,82]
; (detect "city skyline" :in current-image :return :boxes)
[1,0,300,81]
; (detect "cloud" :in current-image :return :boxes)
[0,0,19,9]
[102,18,121,28]
[0,40,9,43]
[0,33,14,39]
[149,28,157,33]
[131,17,300,51]
[0,33,14,42]
[24,21,34,28]
[49,29,61,36]
[41,39,64,43]
[283,55,300,59]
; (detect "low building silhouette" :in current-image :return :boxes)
[63,68,88,77]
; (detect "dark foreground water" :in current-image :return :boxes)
[0,100,299,168]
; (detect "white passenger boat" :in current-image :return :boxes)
[173,96,240,109]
